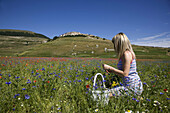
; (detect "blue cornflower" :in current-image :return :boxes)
[136,100,140,102]
[103,80,106,82]
[27,81,31,84]
[14,94,20,98]
[15,76,20,79]
[8,75,11,77]
[51,106,54,110]
[132,98,136,100]
[119,82,123,86]
[25,94,30,99]
[42,68,45,71]
[53,88,56,90]
[32,86,36,88]
[95,87,98,90]
[143,82,147,85]
[78,80,81,82]
[166,98,170,100]
[146,99,151,101]
[160,92,164,95]
[85,77,89,80]
[6,82,11,84]
[22,88,26,90]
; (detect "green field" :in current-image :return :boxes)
[1,35,169,59]
[0,57,169,112]
[0,29,169,59]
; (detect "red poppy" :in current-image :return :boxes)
[34,80,36,83]
[86,84,90,88]
[47,81,50,83]
[0,76,2,79]
[164,89,168,92]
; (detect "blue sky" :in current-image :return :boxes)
[0,0,170,47]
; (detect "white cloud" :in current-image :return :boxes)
[132,32,170,48]
[137,32,169,41]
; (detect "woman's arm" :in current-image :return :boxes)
[103,51,132,77]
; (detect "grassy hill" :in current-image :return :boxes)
[0,29,50,56]
[0,29,50,39]
[0,30,169,59]
[15,36,170,59]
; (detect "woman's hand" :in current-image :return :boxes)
[102,64,112,73]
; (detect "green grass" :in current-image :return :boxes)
[0,57,169,112]
[0,35,49,56]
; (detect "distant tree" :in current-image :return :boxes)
[53,36,59,40]
[103,38,106,40]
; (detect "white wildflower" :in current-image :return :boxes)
[125,110,132,113]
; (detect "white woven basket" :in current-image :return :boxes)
[92,73,110,105]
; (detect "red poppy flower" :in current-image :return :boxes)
[86,84,90,88]
[34,80,36,83]
[152,85,156,87]
[0,76,2,79]
[47,81,50,83]
[164,89,168,92]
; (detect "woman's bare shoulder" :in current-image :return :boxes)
[123,51,132,61]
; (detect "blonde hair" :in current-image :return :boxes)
[112,32,136,60]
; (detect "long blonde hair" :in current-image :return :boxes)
[112,32,136,60]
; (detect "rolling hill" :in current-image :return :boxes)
[0,30,169,59]
[0,29,50,56]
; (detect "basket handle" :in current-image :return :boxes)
[93,73,106,90]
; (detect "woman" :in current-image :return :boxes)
[103,32,143,96]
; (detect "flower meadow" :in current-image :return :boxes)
[0,57,169,113]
